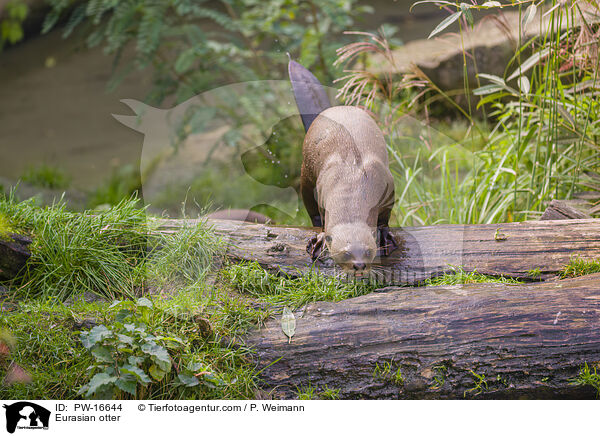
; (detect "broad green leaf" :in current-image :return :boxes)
[149,364,167,381]
[115,376,137,395]
[91,346,114,363]
[117,334,134,345]
[507,48,550,81]
[141,343,171,371]
[429,11,462,39]
[186,361,205,372]
[136,297,153,308]
[281,306,296,343]
[86,373,117,397]
[120,364,151,385]
[82,325,112,348]
[128,356,145,366]
[178,373,200,387]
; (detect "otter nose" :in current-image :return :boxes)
[353,262,366,271]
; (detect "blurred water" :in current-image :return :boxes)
[0,1,444,190]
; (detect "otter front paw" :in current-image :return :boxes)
[377,226,398,257]
[307,232,327,261]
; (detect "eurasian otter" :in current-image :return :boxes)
[289,60,397,273]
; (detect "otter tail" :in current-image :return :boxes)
[288,56,331,132]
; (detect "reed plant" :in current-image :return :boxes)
[335,0,600,225]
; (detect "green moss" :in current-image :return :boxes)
[0,213,14,239]
[560,256,600,278]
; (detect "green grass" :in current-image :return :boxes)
[0,195,224,301]
[423,266,522,286]
[560,256,600,279]
[0,287,263,399]
[21,164,71,190]
[219,261,377,309]
[0,300,103,399]
[0,196,269,400]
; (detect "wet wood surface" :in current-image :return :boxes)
[159,218,600,284]
[245,274,600,399]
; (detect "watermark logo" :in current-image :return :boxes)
[3,402,50,434]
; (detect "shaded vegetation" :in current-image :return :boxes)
[21,164,71,190]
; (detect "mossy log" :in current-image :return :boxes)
[0,234,31,281]
[245,273,600,399]
[159,218,600,284]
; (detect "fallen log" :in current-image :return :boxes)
[245,273,600,399]
[540,199,592,221]
[2,218,599,285]
[0,233,32,281]
[160,218,600,284]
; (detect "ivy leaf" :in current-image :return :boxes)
[429,11,462,39]
[281,306,296,343]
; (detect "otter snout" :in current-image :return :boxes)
[353,262,367,271]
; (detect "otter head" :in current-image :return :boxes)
[325,223,377,275]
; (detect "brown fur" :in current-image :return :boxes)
[301,106,395,272]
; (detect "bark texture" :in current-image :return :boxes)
[245,274,600,399]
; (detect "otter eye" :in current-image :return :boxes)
[340,251,351,261]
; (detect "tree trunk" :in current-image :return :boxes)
[245,274,600,399]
